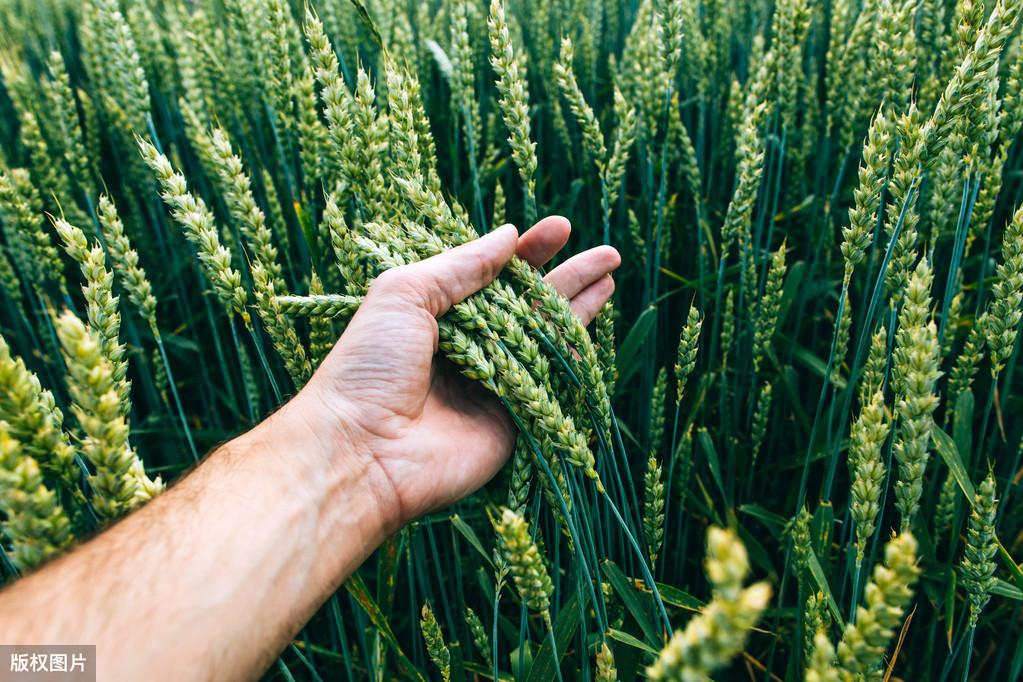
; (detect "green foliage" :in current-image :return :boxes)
[0,0,1022,678]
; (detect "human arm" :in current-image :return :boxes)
[0,217,620,680]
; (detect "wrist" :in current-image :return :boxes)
[249,390,404,553]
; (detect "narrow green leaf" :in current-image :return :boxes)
[793,345,847,390]
[607,628,660,655]
[344,573,426,681]
[510,641,533,680]
[919,566,941,608]
[806,549,844,628]
[778,365,812,436]
[345,0,384,49]
[688,474,725,526]
[450,641,466,682]
[645,581,704,611]
[944,569,955,649]
[697,428,729,510]
[294,201,317,262]
[997,536,1023,594]
[914,515,938,564]
[737,523,776,576]
[991,578,1023,601]
[450,514,495,569]
[776,260,805,330]
[775,196,815,221]
[616,305,657,377]
[600,560,661,646]
[525,590,587,682]
[931,424,976,505]
[159,333,201,352]
[615,415,643,452]
[462,661,514,681]
[810,503,834,574]
[376,533,402,619]
[739,503,788,536]
[952,390,974,464]
[658,267,696,286]
[615,617,646,681]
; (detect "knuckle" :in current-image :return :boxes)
[371,267,405,293]
[368,265,432,309]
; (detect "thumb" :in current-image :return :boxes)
[371,225,519,318]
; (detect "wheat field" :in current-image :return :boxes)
[1,0,1022,678]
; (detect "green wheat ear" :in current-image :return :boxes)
[464,606,491,661]
[803,591,832,666]
[596,641,617,682]
[54,311,136,520]
[643,447,665,569]
[835,532,920,679]
[0,421,74,571]
[0,332,79,492]
[648,527,772,681]
[961,473,998,627]
[136,136,250,324]
[492,506,554,615]
[891,260,941,533]
[488,0,537,220]
[420,603,451,682]
[0,168,64,293]
[97,195,157,327]
[804,630,840,682]
[849,387,889,565]
[987,206,1023,375]
[674,304,702,405]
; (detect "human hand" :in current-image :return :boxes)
[285,217,620,532]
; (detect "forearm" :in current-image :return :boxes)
[0,401,391,681]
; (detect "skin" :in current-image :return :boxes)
[0,216,620,681]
